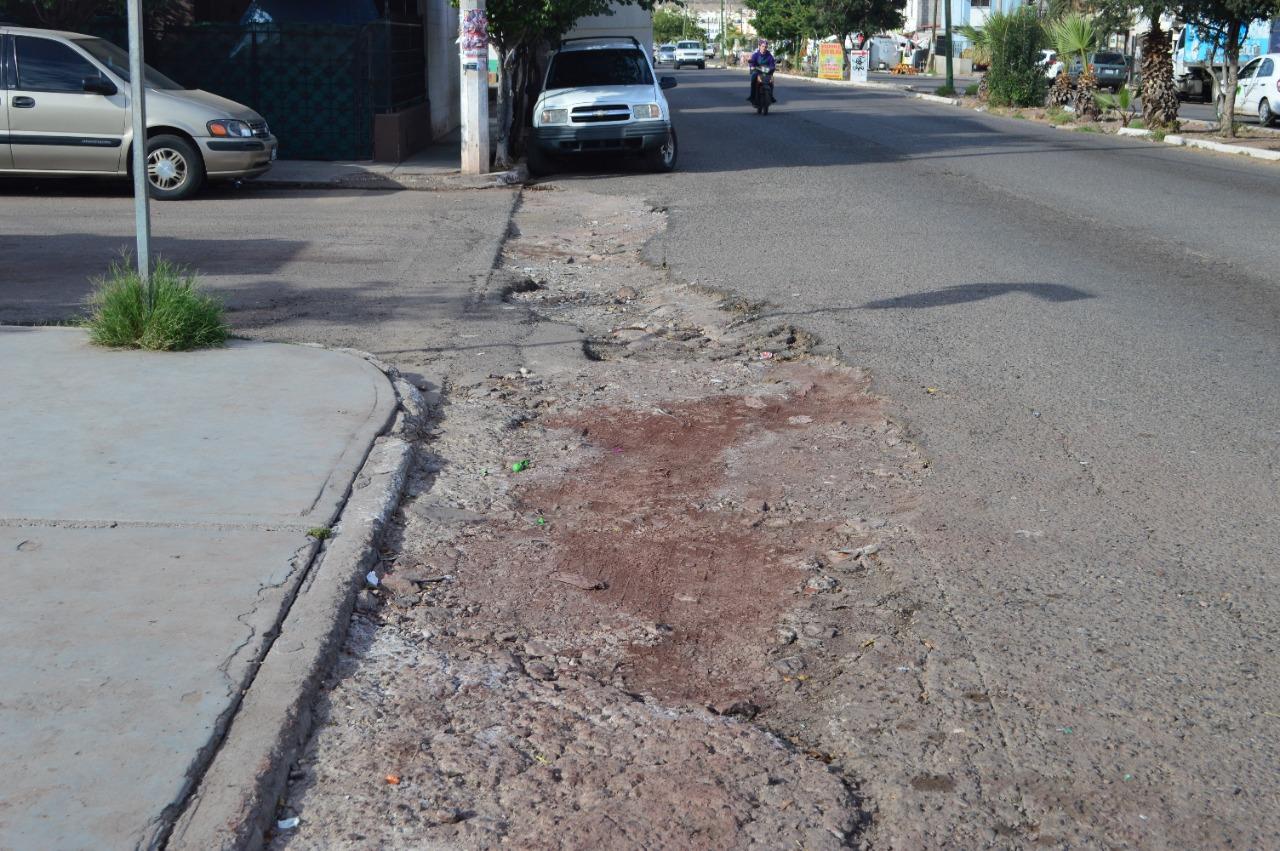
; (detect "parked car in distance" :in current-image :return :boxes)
[530,36,678,176]
[1049,51,1129,92]
[656,43,676,64]
[704,44,716,59]
[1225,53,1280,126]
[0,25,277,199]
[674,41,706,69]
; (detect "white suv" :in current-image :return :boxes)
[530,37,678,175]
[675,40,706,70]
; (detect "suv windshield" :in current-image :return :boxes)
[547,49,653,89]
[1093,52,1124,65]
[678,42,701,50]
[73,37,186,89]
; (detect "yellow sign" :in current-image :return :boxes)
[818,43,844,80]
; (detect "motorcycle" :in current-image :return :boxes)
[750,68,775,115]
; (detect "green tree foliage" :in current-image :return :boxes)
[1049,12,1101,116]
[985,7,1051,106]
[747,0,819,48]
[815,0,906,44]
[653,6,708,43]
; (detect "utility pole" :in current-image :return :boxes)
[126,0,151,285]
[459,0,489,175]
[720,0,726,64]
[943,0,954,89]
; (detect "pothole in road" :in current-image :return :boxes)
[274,187,933,850]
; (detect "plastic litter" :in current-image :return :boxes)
[277,817,300,830]
[385,774,401,785]
[511,459,530,473]
[759,351,774,360]
[925,387,939,395]
[536,517,547,526]
[365,571,380,588]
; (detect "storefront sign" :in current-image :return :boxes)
[819,43,844,80]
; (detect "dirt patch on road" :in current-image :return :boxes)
[270,188,931,849]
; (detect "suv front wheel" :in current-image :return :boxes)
[645,129,677,173]
[139,134,206,200]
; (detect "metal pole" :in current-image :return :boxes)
[126,0,151,285]
[943,0,954,89]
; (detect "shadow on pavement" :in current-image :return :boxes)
[861,282,1094,309]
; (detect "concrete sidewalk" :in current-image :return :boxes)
[255,132,525,190]
[0,328,399,849]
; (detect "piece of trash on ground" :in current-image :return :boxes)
[760,351,774,360]
[385,774,401,785]
[277,816,300,830]
[365,571,380,588]
[511,459,531,473]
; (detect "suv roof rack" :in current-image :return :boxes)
[557,36,643,49]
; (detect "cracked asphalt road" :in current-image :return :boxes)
[554,68,1280,847]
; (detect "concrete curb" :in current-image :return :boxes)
[249,164,527,192]
[1116,127,1154,138]
[164,355,424,851]
[1164,133,1280,161]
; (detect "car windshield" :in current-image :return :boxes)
[547,49,654,89]
[73,37,186,89]
[1093,52,1124,65]
[678,42,701,50]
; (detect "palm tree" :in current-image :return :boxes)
[1049,14,1099,119]
[960,12,1017,102]
[958,22,990,99]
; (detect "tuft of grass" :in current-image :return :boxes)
[86,259,228,351]
[1130,119,1145,129]
[964,83,980,97]
[1151,128,1168,143]
[1048,109,1073,125]
[1011,110,1027,119]
[1076,124,1099,133]
[307,527,333,540]
[935,84,957,97]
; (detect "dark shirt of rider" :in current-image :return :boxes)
[750,49,776,71]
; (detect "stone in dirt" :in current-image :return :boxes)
[549,571,606,590]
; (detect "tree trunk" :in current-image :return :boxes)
[1220,30,1241,138]
[1075,63,1099,120]
[1140,18,1179,130]
[492,46,514,170]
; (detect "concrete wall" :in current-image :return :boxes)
[568,3,654,50]
[424,0,460,140]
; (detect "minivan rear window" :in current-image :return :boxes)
[678,42,701,49]
[1093,52,1124,65]
[547,49,653,89]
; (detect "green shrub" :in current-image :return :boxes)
[86,259,228,351]
[986,7,1049,107]
[935,84,957,97]
[964,82,980,96]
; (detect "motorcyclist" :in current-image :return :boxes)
[747,39,777,104]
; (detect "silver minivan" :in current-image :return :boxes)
[1,26,278,199]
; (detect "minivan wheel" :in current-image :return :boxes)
[144,134,205,200]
